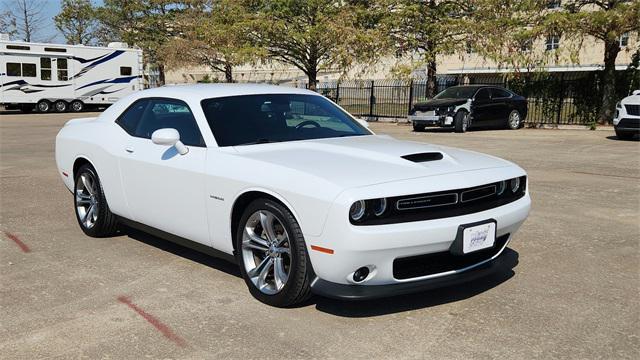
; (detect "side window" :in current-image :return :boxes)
[134,99,204,147]
[57,58,68,81]
[22,63,36,77]
[475,88,491,101]
[116,99,149,135]
[492,88,511,98]
[7,62,21,76]
[41,58,52,80]
[120,66,132,76]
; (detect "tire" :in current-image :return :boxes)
[37,100,51,113]
[454,110,469,133]
[73,164,119,237]
[412,123,426,132]
[615,129,636,140]
[54,100,68,113]
[235,198,312,307]
[70,100,84,112]
[507,110,522,130]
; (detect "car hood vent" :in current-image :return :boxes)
[402,152,444,163]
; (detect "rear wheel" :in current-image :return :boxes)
[37,100,51,113]
[54,100,68,113]
[454,110,469,133]
[70,100,84,112]
[74,164,119,237]
[412,123,426,132]
[507,110,522,130]
[235,198,311,307]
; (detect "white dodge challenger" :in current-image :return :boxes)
[56,84,531,307]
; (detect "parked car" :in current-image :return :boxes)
[409,85,528,133]
[55,84,530,307]
[613,90,640,140]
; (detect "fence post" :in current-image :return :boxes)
[408,80,414,115]
[335,82,340,103]
[369,80,375,120]
[556,73,565,125]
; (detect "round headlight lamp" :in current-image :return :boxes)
[496,180,506,196]
[510,177,521,193]
[350,200,366,221]
[373,198,387,216]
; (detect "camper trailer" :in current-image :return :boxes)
[0,35,143,113]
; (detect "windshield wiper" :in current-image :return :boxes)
[237,138,278,146]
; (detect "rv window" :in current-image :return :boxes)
[7,63,21,76]
[45,47,67,53]
[57,58,68,81]
[41,58,52,80]
[22,63,36,77]
[120,67,132,76]
[6,45,30,51]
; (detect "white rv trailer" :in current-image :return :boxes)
[0,35,143,113]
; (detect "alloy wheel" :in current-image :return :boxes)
[509,111,521,129]
[75,172,99,229]
[241,210,291,295]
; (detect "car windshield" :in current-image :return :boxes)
[434,87,479,99]
[201,94,370,146]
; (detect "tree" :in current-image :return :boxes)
[381,0,472,97]
[94,1,188,85]
[55,0,98,45]
[0,9,17,37]
[250,0,382,90]
[161,0,262,83]
[3,0,50,42]
[560,1,640,124]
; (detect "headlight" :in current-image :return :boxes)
[496,180,506,196]
[373,198,387,216]
[349,200,366,221]
[510,177,521,193]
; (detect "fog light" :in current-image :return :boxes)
[353,267,370,282]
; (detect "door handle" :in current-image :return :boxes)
[125,147,134,153]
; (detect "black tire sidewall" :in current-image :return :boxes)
[71,101,84,112]
[37,100,50,113]
[54,101,67,113]
[454,110,468,133]
[235,198,309,307]
[413,123,425,132]
[508,110,521,130]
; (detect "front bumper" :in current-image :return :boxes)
[614,117,640,133]
[408,114,454,127]
[310,243,514,300]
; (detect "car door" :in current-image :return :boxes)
[471,88,497,124]
[116,97,210,245]
[490,88,513,125]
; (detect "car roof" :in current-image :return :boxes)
[131,83,319,102]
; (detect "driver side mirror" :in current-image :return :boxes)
[356,118,369,128]
[151,128,189,155]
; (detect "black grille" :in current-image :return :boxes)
[618,118,640,129]
[393,234,510,280]
[625,104,640,116]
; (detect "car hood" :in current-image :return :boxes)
[231,135,516,189]
[621,94,640,105]
[413,98,468,110]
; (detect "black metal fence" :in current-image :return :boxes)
[307,71,639,125]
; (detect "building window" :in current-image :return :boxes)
[57,58,68,81]
[520,39,533,53]
[547,0,561,9]
[41,57,52,80]
[619,32,629,47]
[546,35,560,51]
[120,66,132,76]
[7,62,21,76]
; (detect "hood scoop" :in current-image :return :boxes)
[402,152,444,163]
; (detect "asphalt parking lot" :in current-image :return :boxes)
[1,111,638,359]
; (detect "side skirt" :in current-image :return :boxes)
[116,216,237,264]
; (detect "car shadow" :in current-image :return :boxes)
[606,135,639,141]
[119,225,242,278]
[307,248,519,318]
[117,225,518,316]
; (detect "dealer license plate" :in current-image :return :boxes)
[462,222,496,254]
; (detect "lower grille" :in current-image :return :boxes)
[618,118,640,129]
[393,234,510,280]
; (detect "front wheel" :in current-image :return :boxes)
[507,110,522,130]
[235,198,311,307]
[74,164,119,237]
[454,111,469,133]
